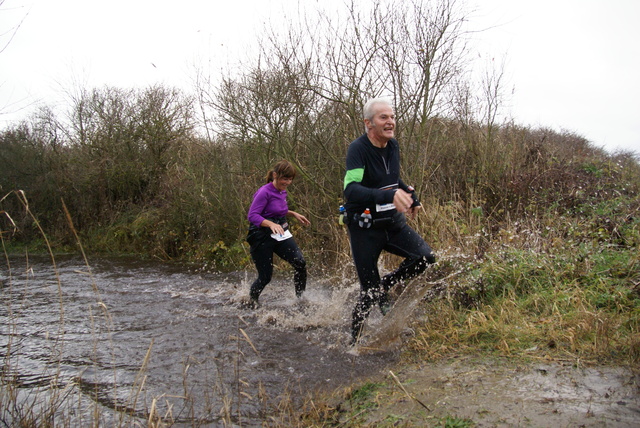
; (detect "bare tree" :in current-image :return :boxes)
[0,0,27,55]
[196,0,470,202]
[1,0,32,118]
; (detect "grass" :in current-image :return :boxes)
[443,191,638,361]
[405,245,639,364]
[437,416,474,428]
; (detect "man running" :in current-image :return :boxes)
[343,97,436,344]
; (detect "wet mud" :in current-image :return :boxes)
[351,357,639,427]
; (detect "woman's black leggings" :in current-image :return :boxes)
[249,236,306,301]
[348,218,435,341]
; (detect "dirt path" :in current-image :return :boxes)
[337,356,639,427]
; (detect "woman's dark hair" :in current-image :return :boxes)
[266,160,297,182]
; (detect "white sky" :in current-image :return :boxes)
[1,0,639,155]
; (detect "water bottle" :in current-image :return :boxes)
[358,208,372,228]
[338,205,346,225]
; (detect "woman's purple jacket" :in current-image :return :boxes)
[247,182,289,227]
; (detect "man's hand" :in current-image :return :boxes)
[407,205,421,220]
[393,189,414,213]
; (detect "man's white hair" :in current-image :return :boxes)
[363,98,393,121]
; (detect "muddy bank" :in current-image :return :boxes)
[331,356,640,427]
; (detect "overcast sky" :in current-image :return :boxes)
[1,0,638,154]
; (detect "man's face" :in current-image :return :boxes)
[365,104,395,144]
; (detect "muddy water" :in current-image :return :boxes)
[1,255,394,426]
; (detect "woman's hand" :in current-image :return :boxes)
[290,211,311,226]
[263,220,285,236]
